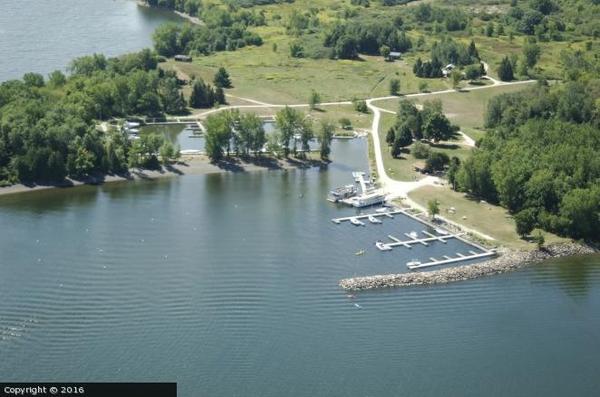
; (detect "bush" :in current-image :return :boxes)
[339,118,352,130]
[411,141,430,159]
[424,151,450,172]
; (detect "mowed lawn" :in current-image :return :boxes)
[408,185,569,250]
[378,113,473,182]
[375,82,534,141]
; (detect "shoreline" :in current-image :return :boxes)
[0,155,324,198]
[136,1,203,25]
[339,243,597,291]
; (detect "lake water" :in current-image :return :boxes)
[1,139,600,396]
[0,0,181,81]
[2,1,600,395]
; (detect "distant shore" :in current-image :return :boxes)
[340,243,597,291]
[136,1,203,25]
[0,155,324,198]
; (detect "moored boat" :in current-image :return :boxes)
[350,217,365,226]
[368,215,382,224]
[375,241,392,251]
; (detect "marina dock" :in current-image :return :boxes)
[332,207,497,271]
[331,210,405,224]
[407,251,496,270]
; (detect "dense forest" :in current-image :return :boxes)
[152,8,264,57]
[454,80,600,241]
[0,50,183,185]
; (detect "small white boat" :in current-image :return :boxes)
[375,207,388,213]
[375,241,392,251]
[350,217,365,226]
[368,215,382,224]
[435,228,449,235]
[355,249,365,256]
[408,231,419,239]
[332,219,341,224]
[354,303,362,309]
[407,260,422,269]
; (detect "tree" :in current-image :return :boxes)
[335,36,358,59]
[485,22,494,37]
[189,79,215,108]
[380,45,391,61]
[275,106,305,156]
[423,112,454,142]
[317,120,335,160]
[389,78,401,96]
[523,42,541,69]
[353,99,368,113]
[412,141,430,159]
[391,123,412,158]
[450,70,462,89]
[339,118,352,130]
[237,113,265,155]
[48,70,67,88]
[425,152,450,172]
[213,67,232,88]
[497,57,514,81]
[159,140,180,164]
[447,156,461,190]
[428,199,440,220]
[23,73,45,87]
[465,64,482,81]
[533,231,545,249]
[214,87,226,105]
[514,207,537,237]
[418,81,429,92]
[386,127,396,146]
[204,113,231,162]
[289,42,304,58]
[309,90,321,111]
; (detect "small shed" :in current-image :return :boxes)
[174,54,192,62]
[389,51,402,60]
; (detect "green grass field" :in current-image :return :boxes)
[377,113,473,181]
[376,82,534,129]
[408,185,569,249]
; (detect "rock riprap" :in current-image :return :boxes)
[339,243,596,290]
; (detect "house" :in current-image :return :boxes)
[389,51,402,60]
[441,63,455,77]
[174,54,192,62]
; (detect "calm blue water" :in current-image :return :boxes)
[1,139,600,396]
[0,0,181,81]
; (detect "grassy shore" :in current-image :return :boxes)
[407,185,569,250]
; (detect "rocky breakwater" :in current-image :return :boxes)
[339,243,597,291]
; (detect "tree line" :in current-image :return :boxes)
[413,39,480,78]
[203,107,334,162]
[453,81,600,241]
[323,20,412,59]
[0,50,183,185]
[152,6,264,57]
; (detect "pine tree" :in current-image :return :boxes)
[497,56,514,81]
[213,67,232,88]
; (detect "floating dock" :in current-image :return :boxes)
[331,210,405,224]
[407,251,496,270]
